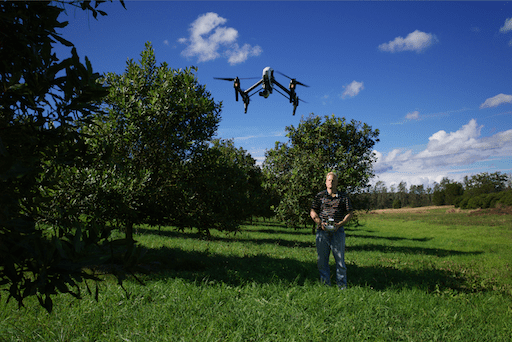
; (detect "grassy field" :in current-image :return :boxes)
[1,206,511,341]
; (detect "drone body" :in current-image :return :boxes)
[214,67,308,115]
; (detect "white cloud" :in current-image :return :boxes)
[179,12,262,64]
[480,94,512,109]
[500,18,512,33]
[405,111,420,120]
[233,131,285,141]
[379,30,439,53]
[341,80,364,99]
[226,43,263,66]
[163,40,169,46]
[373,119,512,187]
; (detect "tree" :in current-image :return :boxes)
[372,181,392,209]
[433,178,463,206]
[463,172,509,197]
[409,184,425,208]
[177,139,262,237]
[1,0,130,312]
[263,114,379,228]
[94,42,222,239]
[396,181,408,207]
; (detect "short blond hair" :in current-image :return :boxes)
[326,172,338,181]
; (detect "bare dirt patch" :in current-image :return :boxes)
[368,205,512,216]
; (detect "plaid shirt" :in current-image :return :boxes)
[311,190,353,224]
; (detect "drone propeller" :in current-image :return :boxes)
[214,77,237,81]
[214,77,260,81]
[275,71,309,87]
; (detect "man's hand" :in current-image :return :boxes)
[319,222,327,230]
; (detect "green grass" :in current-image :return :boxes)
[2,207,512,341]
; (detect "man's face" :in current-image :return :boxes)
[326,175,338,190]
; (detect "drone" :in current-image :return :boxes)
[214,67,308,115]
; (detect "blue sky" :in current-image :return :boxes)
[56,1,512,189]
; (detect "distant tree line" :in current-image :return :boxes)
[359,172,512,210]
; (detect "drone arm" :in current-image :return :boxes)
[273,80,291,97]
[245,79,263,94]
[273,87,289,99]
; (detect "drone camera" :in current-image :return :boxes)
[259,90,270,98]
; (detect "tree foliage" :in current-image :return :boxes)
[463,172,508,197]
[0,0,130,312]
[90,42,222,238]
[263,114,379,227]
[84,42,260,237]
[177,139,263,236]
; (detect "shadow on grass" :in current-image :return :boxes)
[139,246,316,286]
[348,244,483,257]
[245,228,312,236]
[244,220,288,228]
[137,245,490,295]
[134,227,479,255]
[135,227,315,248]
[348,232,433,242]
[348,262,490,294]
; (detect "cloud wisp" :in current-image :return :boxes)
[500,18,512,33]
[374,119,512,176]
[179,12,262,65]
[390,108,471,125]
[405,111,420,120]
[233,131,286,142]
[480,93,512,109]
[379,30,439,53]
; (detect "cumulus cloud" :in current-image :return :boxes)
[341,80,364,99]
[373,119,512,182]
[480,93,512,109]
[178,12,262,65]
[379,30,439,53]
[500,18,512,33]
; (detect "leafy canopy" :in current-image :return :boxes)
[263,114,379,227]
[0,0,128,313]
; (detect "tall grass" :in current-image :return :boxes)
[1,207,511,341]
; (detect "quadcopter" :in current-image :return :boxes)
[214,67,308,115]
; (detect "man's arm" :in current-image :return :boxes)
[335,211,353,228]
[310,209,324,229]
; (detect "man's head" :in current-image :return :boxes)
[325,172,338,193]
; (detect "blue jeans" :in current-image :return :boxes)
[316,228,346,287]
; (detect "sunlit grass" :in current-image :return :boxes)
[2,209,512,341]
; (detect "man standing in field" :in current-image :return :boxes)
[310,172,353,288]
